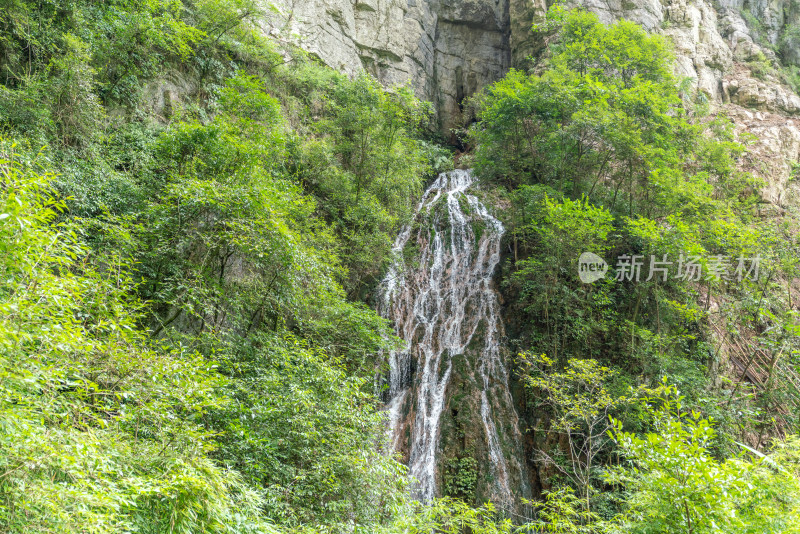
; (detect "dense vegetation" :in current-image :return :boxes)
[1,1,799,532]
[0,0,448,531]
[469,6,800,531]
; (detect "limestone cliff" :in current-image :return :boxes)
[512,0,800,207]
[267,0,800,207]
[267,0,511,132]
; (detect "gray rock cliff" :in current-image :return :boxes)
[267,0,800,207]
[511,0,800,207]
[267,0,511,133]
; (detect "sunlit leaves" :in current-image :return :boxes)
[609,382,800,533]
[0,148,269,533]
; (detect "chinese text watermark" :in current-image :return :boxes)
[578,253,761,284]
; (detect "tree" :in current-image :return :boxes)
[0,144,271,533]
[608,381,800,533]
[508,191,614,362]
[521,354,625,513]
[523,487,608,534]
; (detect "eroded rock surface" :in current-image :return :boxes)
[267,0,800,191]
[268,0,511,132]
[511,0,800,194]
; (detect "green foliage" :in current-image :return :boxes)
[747,50,776,81]
[521,354,626,513]
[608,382,800,533]
[474,6,787,438]
[507,192,615,361]
[209,333,408,527]
[301,73,430,296]
[470,12,800,530]
[3,1,798,532]
[444,456,479,499]
[390,499,514,534]
[472,7,754,220]
[0,147,271,533]
[0,1,449,531]
[523,487,608,533]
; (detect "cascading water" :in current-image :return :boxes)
[378,169,529,509]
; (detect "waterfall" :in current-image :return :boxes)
[378,169,528,508]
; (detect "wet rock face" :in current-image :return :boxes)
[377,170,530,511]
[268,0,511,132]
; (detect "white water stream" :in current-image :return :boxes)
[378,169,524,506]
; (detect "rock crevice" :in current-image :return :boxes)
[269,0,511,132]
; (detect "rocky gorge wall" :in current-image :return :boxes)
[266,0,800,207]
[266,0,512,133]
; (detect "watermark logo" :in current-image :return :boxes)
[577,252,762,284]
[578,252,609,283]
